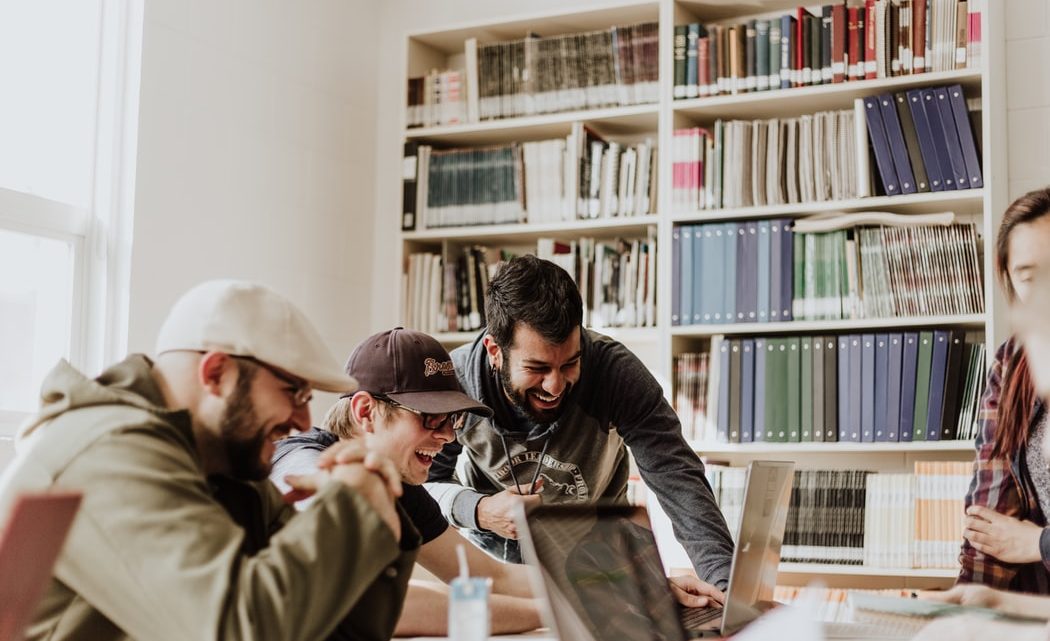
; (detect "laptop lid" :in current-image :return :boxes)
[0,492,82,641]
[518,502,688,641]
[720,460,794,636]
[517,460,794,640]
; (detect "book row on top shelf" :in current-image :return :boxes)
[404,0,984,129]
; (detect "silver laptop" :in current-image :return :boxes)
[515,460,794,640]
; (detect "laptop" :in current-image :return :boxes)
[516,460,794,640]
[0,492,82,641]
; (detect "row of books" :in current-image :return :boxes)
[674,330,986,444]
[671,109,861,213]
[673,0,982,99]
[471,22,660,122]
[792,221,984,321]
[401,129,657,230]
[403,247,500,334]
[671,218,983,326]
[402,235,658,333]
[405,69,467,129]
[709,463,968,569]
[862,85,983,197]
[538,234,658,329]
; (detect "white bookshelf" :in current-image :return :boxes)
[395,0,1007,589]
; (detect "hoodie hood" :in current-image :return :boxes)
[19,355,182,442]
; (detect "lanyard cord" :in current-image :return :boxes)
[498,432,552,494]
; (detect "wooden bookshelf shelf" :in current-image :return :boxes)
[404,104,659,146]
[779,563,959,578]
[673,69,981,122]
[403,214,660,244]
[671,189,984,224]
[690,440,975,453]
[671,314,987,337]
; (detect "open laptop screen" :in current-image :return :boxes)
[522,504,687,641]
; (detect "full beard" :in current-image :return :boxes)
[500,358,570,425]
[220,377,270,481]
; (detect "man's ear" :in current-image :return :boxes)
[349,391,379,434]
[482,334,503,370]
[198,352,234,398]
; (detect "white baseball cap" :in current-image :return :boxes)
[155,280,357,393]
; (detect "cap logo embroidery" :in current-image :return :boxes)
[423,358,455,377]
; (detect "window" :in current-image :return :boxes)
[0,1,142,437]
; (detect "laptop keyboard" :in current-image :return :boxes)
[680,606,722,630]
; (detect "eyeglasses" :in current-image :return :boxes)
[373,394,466,432]
[231,355,313,407]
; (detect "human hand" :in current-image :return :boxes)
[668,573,725,608]
[477,480,544,539]
[316,440,403,499]
[964,506,1044,563]
[919,584,1001,609]
[912,614,1047,641]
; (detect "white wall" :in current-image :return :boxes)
[128,0,381,391]
[1005,0,1050,200]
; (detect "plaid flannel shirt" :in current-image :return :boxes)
[958,338,1050,593]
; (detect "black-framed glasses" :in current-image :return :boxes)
[231,355,313,407]
[373,394,466,432]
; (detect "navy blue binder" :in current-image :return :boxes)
[848,334,862,442]
[672,226,683,325]
[737,223,758,322]
[921,88,959,190]
[877,93,918,194]
[769,220,783,321]
[781,15,796,89]
[863,95,901,196]
[906,88,946,191]
[874,334,890,441]
[925,330,951,440]
[741,338,755,442]
[838,335,851,441]
[780,220,794,321]
[898,332,919,442]
[729,339,742,442]
[933,86,971,190]
[886,333,904,442]
[947,84,983,189]
[861,334,876,442]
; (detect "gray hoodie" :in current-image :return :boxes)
[425,329,733,588]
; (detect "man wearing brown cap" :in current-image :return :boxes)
[271,328,542,636]
[0,280,417,641]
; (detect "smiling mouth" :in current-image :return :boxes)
[414,448,440,465]
[530,391,561,408]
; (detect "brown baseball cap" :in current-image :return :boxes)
[345,328,492,417]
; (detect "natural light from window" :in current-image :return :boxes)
[0,230,75,413]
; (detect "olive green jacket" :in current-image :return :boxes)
[0,355,418,641]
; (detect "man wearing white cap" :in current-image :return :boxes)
[0,280,417,641]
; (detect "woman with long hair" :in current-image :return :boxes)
[958,187,1050,592]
